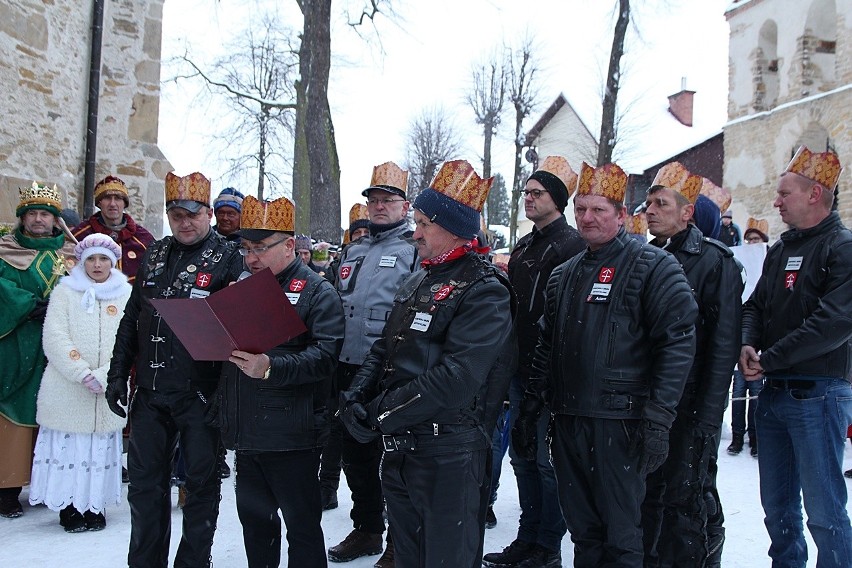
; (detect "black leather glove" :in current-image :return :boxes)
[632,421,669,476]
[341,401,380,444]
[28,298,49,321]
[511,412,538,461]
[105,379,128,418]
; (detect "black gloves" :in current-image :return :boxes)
[341,401,380,444]
[632,421,670,476]
[28,299,49,321]
[511,394,544,461]
[105,379,129,418]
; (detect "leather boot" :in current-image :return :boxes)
[749,435,758,457]
[726,433,744,455]
[374,532,394,568]
[328,529,383,562]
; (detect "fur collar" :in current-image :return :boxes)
[61,264,131,301]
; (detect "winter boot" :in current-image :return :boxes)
[749,435,758,458]
[374,532,394,568]
[485,505,497,529]
[483,539,536,567]
[59,505,86,533]
[327,529,383,562]
[321,486,338,511]
[0,488,23,518]
[727,433,744,455]
[84,510,106,531]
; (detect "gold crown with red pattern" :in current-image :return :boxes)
[537,156,579,197]
[17,181,62,217]
[625,212,648,235]
[165,172,211,206]
[364,161,409,197]
[699,177,732,214]
[745,217,769,238]
[652,162,701,204]
[784,146,842,190]
[94,175,129,206]
[576,162,628,202]
[428,160,493,212]
[240,196,294,233]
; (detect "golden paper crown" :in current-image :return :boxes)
[342,230,351,245]
[17,181,62,215]
[784,146,842,190]
[429,160,493,212]
[652,162,701,204]
[94,175,129,205]
[349,203,369,225]
[537,156,579,197]
[240,196,294,232]
[625,212,648,235]
[165,172,211,206]
[369,162,409,194]
[576,162,628,202]
[746,217,769,237]
[699,177,732,213]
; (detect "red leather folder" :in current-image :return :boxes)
[149,268,306,361]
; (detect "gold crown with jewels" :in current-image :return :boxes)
[17,181,62,216]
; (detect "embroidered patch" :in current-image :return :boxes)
[433,285,454,301]
[106,305,118,316]
[195,272,212,287]
[69,349,81,361]
[289,279,307,292]
[598,267,615,283]
[340,266,352,280]
[785,271,797,289]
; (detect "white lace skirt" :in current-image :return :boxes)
[28,427,123,514]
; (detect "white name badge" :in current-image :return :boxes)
[188,288,210,299]
[286,292,300,305]
[410,312,432,332]
[590,283,612,297]
[379,255,397,268]
[785,256,803,270]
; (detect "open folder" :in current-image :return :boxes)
[149,268,306,361]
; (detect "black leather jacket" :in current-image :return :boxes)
[107,229,242,393]
[529,229,697,429]
[218,257,344,452]
[509,216,585,377]
[350,252,515,449]
[651,225,744,428]
[743,212,852,379]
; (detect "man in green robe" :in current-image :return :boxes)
[0,182,76,518]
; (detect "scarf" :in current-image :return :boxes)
[61,264,131,313]
[420,239,488,268]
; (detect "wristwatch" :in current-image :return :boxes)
[262,357,272,381]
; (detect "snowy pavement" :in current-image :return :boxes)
[2,421,851,567]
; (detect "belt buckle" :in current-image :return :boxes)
[382,435,398,452]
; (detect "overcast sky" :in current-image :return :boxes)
[158,0,731,228]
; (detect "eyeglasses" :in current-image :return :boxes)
[523,188,547,199]
[238,236,289,257]
[367,197,405,206]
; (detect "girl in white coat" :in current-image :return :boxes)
[29,234,131,532]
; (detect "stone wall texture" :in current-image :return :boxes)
[724,0,851,238]
[0,0,170,236]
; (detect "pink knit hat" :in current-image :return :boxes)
[74,234,122,266]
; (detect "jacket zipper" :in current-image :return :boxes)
[377,393,421,423]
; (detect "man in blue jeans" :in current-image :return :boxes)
[741,146,852,568]
[483,156,585,567]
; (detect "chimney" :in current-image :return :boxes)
[668,77,695,127]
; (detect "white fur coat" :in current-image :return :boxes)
[36,265,131,433]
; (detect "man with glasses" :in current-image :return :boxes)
[105,172,242,568]
[484,156,584,568]
[215,195,344,567]
[326,162,418,567]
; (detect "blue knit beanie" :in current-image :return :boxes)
[693,194,721,240]
[213,187,245,213]
[413,187,480,239]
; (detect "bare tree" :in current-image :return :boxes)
[597,0,630,166]
[169,16,299,200]
[403,107,464,202]
[465,54,505,224]
[506,36,541,247]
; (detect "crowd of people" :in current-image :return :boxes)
[0,146,851,568]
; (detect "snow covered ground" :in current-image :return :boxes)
[2,418,851,567]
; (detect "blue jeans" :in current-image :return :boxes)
[489,404,514,505]
[507,376,567,551]
[756,376,852,568]
[731,369,763,437]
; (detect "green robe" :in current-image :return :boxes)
[0,229,73,426]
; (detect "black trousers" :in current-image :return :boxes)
[235,449,327,568]
[126,387,221,568]
[551,415,645,568]
[382,448,487,568]
[642,392,724,567]
[337,363,385,534]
